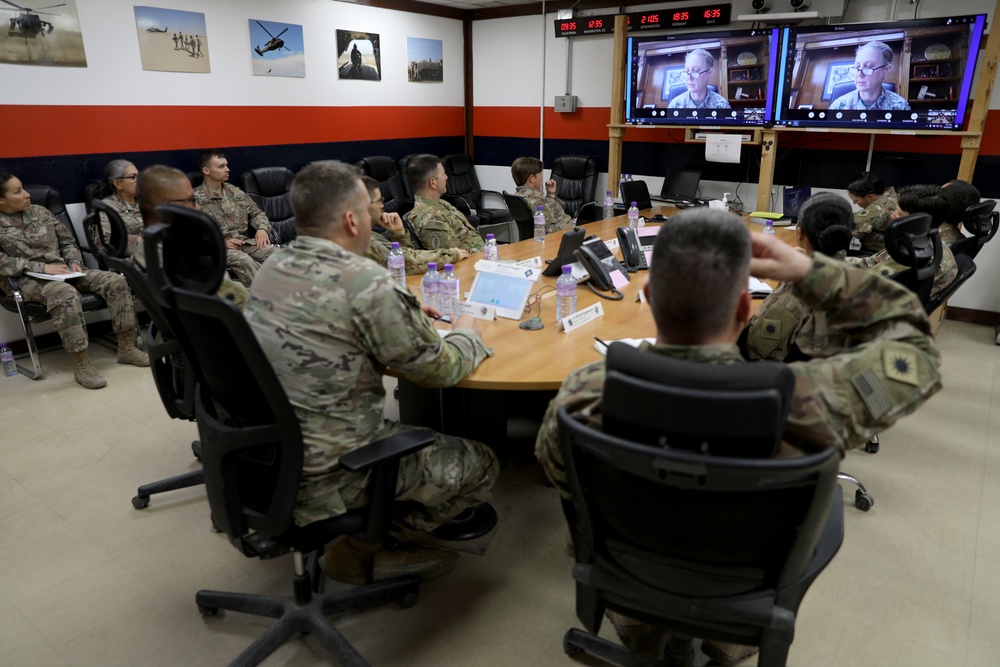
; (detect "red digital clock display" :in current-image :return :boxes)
[704,8,722,19]
[555,4,730,38]
[560,22,576,31]
[588,19,603,29]
[641,14,659,24]
[673,12,689,21]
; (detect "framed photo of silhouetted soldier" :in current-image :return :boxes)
[336,29,380,81]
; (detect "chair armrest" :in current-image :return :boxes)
[6,275,22,292]
[339,430,436,473]
[480,189,506,211]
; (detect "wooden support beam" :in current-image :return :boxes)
[607,15,628,190]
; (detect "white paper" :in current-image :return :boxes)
[25,271,86,281]
[705,134,741,164]
[748,276,773,296]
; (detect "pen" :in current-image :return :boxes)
[593,336,608,348]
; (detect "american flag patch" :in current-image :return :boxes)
[852,368,892,419]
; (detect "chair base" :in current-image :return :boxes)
[132,440,204,509]
[196,561,420,667]
[837,472,874,511]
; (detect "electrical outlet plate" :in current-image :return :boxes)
[554,95,577,113]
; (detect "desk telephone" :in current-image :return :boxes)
[574,236,626,300]
[616,226,648,272]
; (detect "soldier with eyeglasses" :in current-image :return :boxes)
[830,41,911,111]
[667,48,731,110]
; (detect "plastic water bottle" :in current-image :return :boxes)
[0,343,15,377]
[627,201,639,230]
[421,261,440,310]
[533,206,546,243]
[388,242,406,287]
[722,192,731,211]
[484,233,500,261]
[763,219,776,236]
[439,263,460,319]
[556,265,578,322]
[602,190,614,220]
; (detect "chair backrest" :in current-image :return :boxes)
[356,155,407,214]
[884,212,941,308]
[144,204,303,541]
[666,83,720,103]
[239,167,297,245]
[952,199,999,260]
[558,346,840,598]
[604,343,794,458]
[832,81,896,102]
[83,182,101,214]
[619,180,652,211]
[442,154,482,211]
[925,252,976,314]
[25,184,78,242]
[85,199,129,261]
[552,155,598,219]
[400,211,427,250]
[185,171,204,189]
[397,153,423,199]
[502,191,536,242]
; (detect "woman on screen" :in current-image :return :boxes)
[667,49,731,110]
[829,41,910,111]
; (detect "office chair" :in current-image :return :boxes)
[356,155,412,216]
[0,185,110,379]
[884,212,942,309]
[397,153,422,200]
[574,201,599,225]
[559,343,843,667]
[239,167,297,245]
[400,211,427,250]
[551,155,598,219]
[831,81,897,103]
[502,191,535,243]
[951,199,998,260]
[82,181,101,214]
[143,205,495,666]
[85,201,205,509]
[442,154,513,226]
[619,180,652,212]
[185,171,204,189]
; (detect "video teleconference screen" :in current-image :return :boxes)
[626,28,781,127]
[774,15,986,130]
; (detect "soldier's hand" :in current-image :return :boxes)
[452,314,482,337]
[254,229,271,250]
[421,303,443,320]
[43,263,73,275]
[750,234,812,284]
[225,237,243,250]
[381,212,404,233]
[69,263,84,272]
[545,179,557,195]
[455,248,470,261]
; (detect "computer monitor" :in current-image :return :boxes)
[659,169,701,202]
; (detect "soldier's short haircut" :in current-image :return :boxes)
[291,161,365,236]
[197,149,226,170]
[858,40,894,65]
[511,157,544,186]
[137,165,189,226]
[898,184,949,228]
[360,175,380,196]
[846,172,886,198]
[686,48,715,70]
[798,192,854,256]
[942,179,981,226]
[0,171,15,197]
[407,154,442,194]
[647,208,750,343]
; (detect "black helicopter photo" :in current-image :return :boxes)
[248,18,304,77]
[253,19,288,57]
[0,0,86,66]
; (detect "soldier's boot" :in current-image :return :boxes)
[319,536,382,586]
[701,640,758,666]
[116,331,149,367]
[372,544,460,583]
[70,350,107,389]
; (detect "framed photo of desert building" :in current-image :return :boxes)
[134,6,210,73]
[407,37,442,82]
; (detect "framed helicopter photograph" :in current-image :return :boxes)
[249,18,304,78]
[134,6,210,73]
[0,0,87,67]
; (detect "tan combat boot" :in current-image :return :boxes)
[319,536,383,586]
[372,544,460,583]
[116,331,150,367]
[70,350,107,389]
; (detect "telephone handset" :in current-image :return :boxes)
[616,226,648,272]
[574,244,626,300]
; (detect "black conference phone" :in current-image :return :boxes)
[574,236,627,299]
[616,226,648,272]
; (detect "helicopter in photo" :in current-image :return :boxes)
[1,0,63,39]
[254,20,289,57]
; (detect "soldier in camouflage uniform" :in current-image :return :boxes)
[0,172,148,389]
[135,165,247,309]
[667,49,731,110]
[360,176,469,274]
[940,179,980,247]
[245,161,498,585]
[193,149,276,286]
[536,209,941,666]
[745,193,856,361]
[511,156,575,233]
[96,159,144,257]
[847,183,958,302]
[848,172,898,254]
[406,154,485,254]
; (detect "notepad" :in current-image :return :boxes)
[25,271,86,281]
[749,276,773,297]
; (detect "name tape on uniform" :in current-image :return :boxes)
[561,302,604,333]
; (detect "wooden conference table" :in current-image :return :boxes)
[398,205,796,447]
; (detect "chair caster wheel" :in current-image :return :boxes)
[563,636,583,655]
[400,592,419,608]
[855,490,874,511]
[192,441,202,460]
[198,604,218,616]
[132,495,150,509]
[865,435,880,454]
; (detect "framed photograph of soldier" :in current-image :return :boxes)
[0,0,87,67]
[407,37,443,83]
[248,18,305,78]
[336,29,381,81]
[134,6,210,73]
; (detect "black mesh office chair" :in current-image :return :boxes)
[559,344,843,667]
[0,185,109,379]
[952,199,998,260]
[143,205,494,666]
[356,155,412,216]
[85,201,205,509]
[552,155,598,219]
[502,191,535,243]
[82,181,101,214]
[239,167,297,245]
[884,213,942,308]
[619,180,652,211]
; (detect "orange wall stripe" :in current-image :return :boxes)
[0,105,465,159]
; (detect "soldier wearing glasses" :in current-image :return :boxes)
[96,160,143,256]
[667,49,731,110]
[830,41,911,111]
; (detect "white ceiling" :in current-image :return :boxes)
[416,0,544,9]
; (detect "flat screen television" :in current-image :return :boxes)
[774,15,986,130]
[625,28,781,127]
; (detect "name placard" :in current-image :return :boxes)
[473,259,542,282]
[458,301,496,320]
[561,302,605,333]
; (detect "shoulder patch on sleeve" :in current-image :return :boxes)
[883,348,919,386]
[760,319,782,340]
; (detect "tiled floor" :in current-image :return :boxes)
[1,319,998,666]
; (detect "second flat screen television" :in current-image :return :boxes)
[774,15,986,130]
[626,28,781,127]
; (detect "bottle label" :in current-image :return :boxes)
[388,256,405,270]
